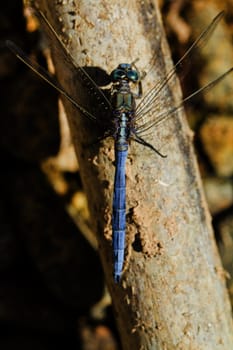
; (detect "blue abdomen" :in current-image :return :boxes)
[112,148,128,282]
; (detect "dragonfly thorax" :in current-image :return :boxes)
[111,89,136,111]
[110,64,139,112]
[110,63,142,110]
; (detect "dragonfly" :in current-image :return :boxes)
[6,10,233,282]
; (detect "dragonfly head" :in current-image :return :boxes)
[111,63,139,83]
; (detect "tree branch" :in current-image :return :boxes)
[35,0,233,348]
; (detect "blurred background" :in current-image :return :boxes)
[0,0,232,349]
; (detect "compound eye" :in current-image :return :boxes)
[111,69,126,82]
[127,69,139,82]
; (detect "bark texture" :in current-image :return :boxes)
[36,0,233,349]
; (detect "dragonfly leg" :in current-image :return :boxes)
[133,135,167,158]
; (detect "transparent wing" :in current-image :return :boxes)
[135,11,229,134]
[36,10,113,118]
[6,39,97,122]
[135,67,233,135]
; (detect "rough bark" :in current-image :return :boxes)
[35,0,233,349]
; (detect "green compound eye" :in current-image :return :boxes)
[111,66,139,82]
[111,69,126,82]
[127,69,139,82]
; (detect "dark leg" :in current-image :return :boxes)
[133,135,167,158]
